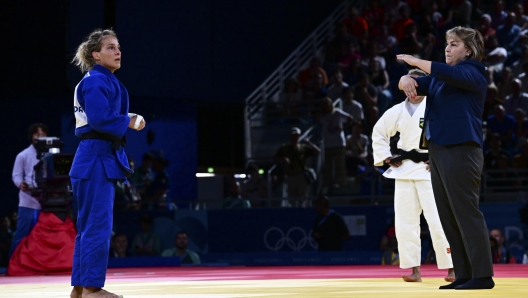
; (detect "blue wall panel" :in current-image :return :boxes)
[207,206,389,253]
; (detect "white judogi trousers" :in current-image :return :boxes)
[395,179,453,269]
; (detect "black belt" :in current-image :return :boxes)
[390,149,429,163]
[82,131,126,150]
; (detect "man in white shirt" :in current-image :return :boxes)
[372,70,454,282]
[319,97,354,188]
[327,70,349,101]
[9,123,47,257]
[340,87,364,122]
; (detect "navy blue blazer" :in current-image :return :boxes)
[414,60,487,148]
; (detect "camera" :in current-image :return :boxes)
[32,137,74,215]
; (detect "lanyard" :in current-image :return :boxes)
[317,210,335,227]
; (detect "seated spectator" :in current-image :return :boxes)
[0,216,13,267]
[392,5,414,41]
[144,152,170,210]
[161,231,201,264]
[345,122,369,176]
[513,138,528,171]
[477,14,496,41]
[343,7,368,46]
[362,0,384,37]
[375,25,398,59]
[327,70,349,101]
[485,133,510,170]
[311,196,350,251]
[323,23,358,71]
[385,0,410,24]
[483,35,507,77]
[319,97,354,188]
[437,0,454,31]
[274,127,321,204]
[470,1,484,28]
[398,23,423,56]
[518,62,528,93]
[513,2,528,31]
[368,59,392,115]
[512,45,528,77]
[340,87,364,122]
[132,215,161,256]
[496,12,522,64]
[241,163,267,208]
[343,58,362,87]
[357,154,385,197]
[361,42,386,72]
[222,178,251,209]
[497,67,514,101]
[303,71,328,116]
[524,250,528,264]
[297,57,329,90]
[504,79,528,115]
[486,104,516,151]
[129,152,154,199]
[353,73,379,133]
[514,108,528,144]
[115,157,141,211]
[337,41,361,69]
[429,0,447,28]
[452,0,472,27]
[417,13,436,40]
[420,32,442,63]
[490,0,507,30]
[109,233,133,258]
[278,78,302,118]
[381,233,400,266]
[379,219,395,251]
[490,228,517,263]
[486,153,519,192]
[483,84,503,119]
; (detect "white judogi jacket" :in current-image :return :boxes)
[372,97,430,180]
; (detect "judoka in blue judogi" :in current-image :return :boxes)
[70,29,145,295]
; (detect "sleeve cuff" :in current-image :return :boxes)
[430,61,448,78]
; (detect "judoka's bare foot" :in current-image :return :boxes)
[82,287,122,298]
[402,266,422,282]
[445,268,455,282]
[71,286,82,298]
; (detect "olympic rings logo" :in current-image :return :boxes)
[263,227,318,251]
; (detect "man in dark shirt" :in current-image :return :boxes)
[275,127,320,206]
[144,152,170,210]
[311,196,350,251]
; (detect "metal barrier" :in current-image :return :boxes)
[120,168,528,210]
[481,169,528,202]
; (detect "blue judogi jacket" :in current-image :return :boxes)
[414,60,487,148]
[70,64,132,179]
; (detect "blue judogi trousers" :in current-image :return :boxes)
[71,158,115,288]
[8,207,41,258]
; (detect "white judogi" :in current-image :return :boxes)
[372,97,453,270]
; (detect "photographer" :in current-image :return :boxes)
[9,123,48,258]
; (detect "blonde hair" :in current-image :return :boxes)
[72,29,117,72]
[408,69,427,77]
[445,26,484,62]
